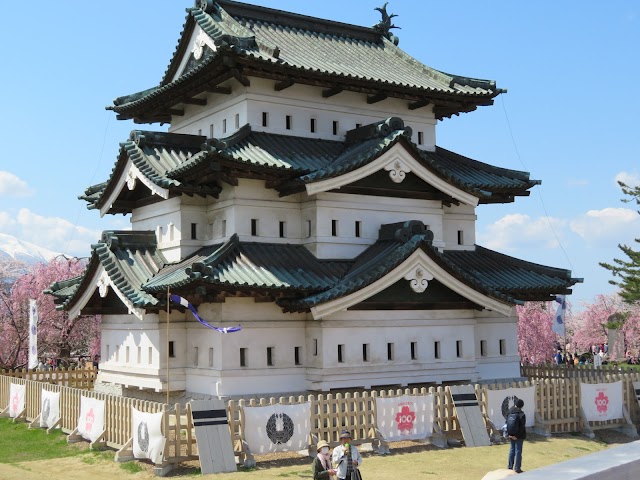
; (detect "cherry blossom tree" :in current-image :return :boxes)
[0,257,100,369]
[516,301,562,365]
[572,293,624,352]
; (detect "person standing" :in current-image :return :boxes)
[506,398,526,474]
[332,430,362,480]
[313,440,336,479]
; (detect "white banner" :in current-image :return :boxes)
[486,386,535,429]
[28,299,38,369]
[132,408,165,464]
[40,389,61,429]
[8,383,25,418]
[581,381,624,422]
[243,403,311,453]
[375,395,434,441]
[77,396,105,442]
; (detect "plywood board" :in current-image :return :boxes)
[449,385,491,447]
[190,400,236,474]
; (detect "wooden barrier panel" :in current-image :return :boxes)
[0,366,96,389]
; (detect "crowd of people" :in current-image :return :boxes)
[35,355,99,371]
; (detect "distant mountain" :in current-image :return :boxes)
[0,233,62,264]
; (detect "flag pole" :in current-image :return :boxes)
[166,287,170,406]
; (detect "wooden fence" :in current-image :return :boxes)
[0,366,96,389]
[521,364,632,379]
[2,367,640,470]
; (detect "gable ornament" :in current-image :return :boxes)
[126,169,137,190]
[384,158,411,183]
[97,271,110,298]
[404,264,433,293]
[192,30,209,60]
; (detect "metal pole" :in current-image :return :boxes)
[166,287,170,406]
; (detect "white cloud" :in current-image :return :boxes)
[0,208,101,257]
[0,171,34,197]
[614,171,640,188]
[570,207,640,247]
[567,178,589,187]
[477,213,568,250]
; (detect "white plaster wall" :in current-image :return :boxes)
[441,203,477,251]
[170,77,436,149]
[475,311,521,379]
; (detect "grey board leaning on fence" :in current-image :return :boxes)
[449,385,491,447]
[190,399,236,474]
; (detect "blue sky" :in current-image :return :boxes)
[0,1,638,309]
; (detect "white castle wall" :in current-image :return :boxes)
[97,299,521,397]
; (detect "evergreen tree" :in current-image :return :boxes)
[600,182,640,304]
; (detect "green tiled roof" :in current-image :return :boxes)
[85,118,539,213]
[81,130,220,213]
[287,221,582,310]
[46,231,167,311]
[109,2,502,122]
[143,234,348,293]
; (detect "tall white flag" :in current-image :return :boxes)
[28,299,38,369]
[552,295,566,336]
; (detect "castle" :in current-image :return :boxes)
[48,1,580,398]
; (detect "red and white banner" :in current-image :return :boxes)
[375,394,434,441]
[243,403,311,453]
[486,386,535,429]
[40,389,61,429]
[77,396,105,442]
[580,381,624,422]
[132,408,165,464]
[8,383,25,418]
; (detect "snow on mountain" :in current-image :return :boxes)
[0,233,62,264]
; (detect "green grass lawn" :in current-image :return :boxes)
[0,418,93,463]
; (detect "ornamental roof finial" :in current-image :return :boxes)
[373,2,400,45]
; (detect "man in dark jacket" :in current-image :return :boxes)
[506,398,526,473]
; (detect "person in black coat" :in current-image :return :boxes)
[506,398,526,473]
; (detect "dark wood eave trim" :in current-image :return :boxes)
[161,14,197,86]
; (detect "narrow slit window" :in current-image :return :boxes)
[295,346,302,366]
[106,345,110,361]
[355,221,362,238]
[198,128,202,136]
[332,121,339,135]
[137,346,142,364]
[262,112,268,127]
[235,113,240,129]
[387,342,394,361]
[221,219,227,237]
[279,221,286,238]
[457,230,464,245]
[267,347,274,366]
[285,115,292,130]
[499,339,506,356]
[169,341,175,358]
[251,219,258,236]
[306,220,312,238]
[126,346,130,363]
[193,347,199,366]
[209,347,214,367]
[240,348,247,367]
[191,223,197,240]
[480,340,487,357]
[456,340,463,358]
[418,131,424,145]
[363,344,369,362]
[222,119,227,134]
[148,346,153,365]
[411,341,417,360]
[310,118,316,133]
[115,346,119,362]
[338,344,344,363]
[331,220,338,237]
[434,341,440,359]
[209,124,214,138]
[314,338,318,356]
